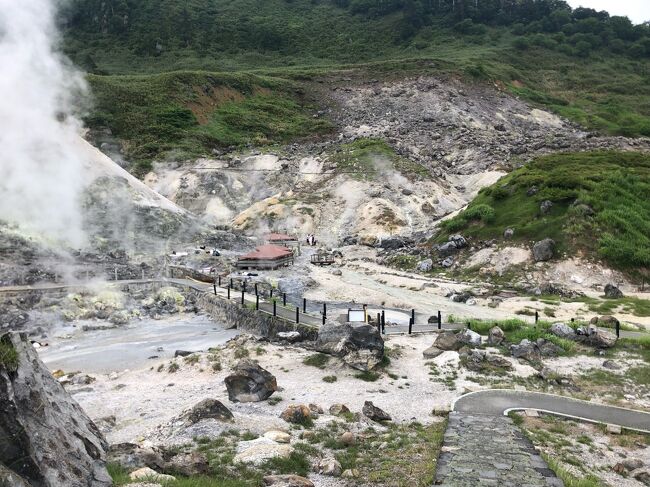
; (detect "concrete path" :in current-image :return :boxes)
[434,412,563,486]
[453,389,650,433]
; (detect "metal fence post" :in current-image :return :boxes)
[213,280,217,295]
[616,321,620,338]
[438,310,442,330]
[273,300,277,317]
[241,289,245,306]
[283,293,287,306]
[535,310,539,324]
[218,276,221,287]
[411,309,415,328]
[296,307,300,324]
[255,283,258,296]
[408,317,413,335]
[227,286,231,299]
[270,288,274,298]
[303,298,307,313]
[256,294,259,310]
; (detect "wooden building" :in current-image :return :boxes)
[236,244,294,270]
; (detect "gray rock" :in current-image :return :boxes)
[329,404,350,416]
[532,238,555,262]
[527,186,539,196]
[416,259,433,272]
[449,235,467,249]
[503,228,514,239]
[540,200,553,215]
[277,331,302,343]
[510,339,541,362]
[0,332,111,487]
[457,329,481,347]
[549,322,576,340]
[433,331,462,351]
[450,292,472,303]
[604,283,624,299]
[318,457,342,477]
[362,401,391,422]
[438,241,458,256]
[263,474,315,487]
[441,257,454,268]
[422,346,444,359]
[166,452,210,476]
[379,236,409,250]
[602,360,621,370]
[225,360,277,403]
[315,323,384,371]
[184,398,234,424]
[488,326,505,346]
[537,339,562,357]
[577,325,617,349]
[107,443,165,471]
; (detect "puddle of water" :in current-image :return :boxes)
[39,314,238,373]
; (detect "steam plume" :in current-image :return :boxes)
[0,0,89,247]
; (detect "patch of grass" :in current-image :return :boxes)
[354,370,381,382]
[268,396,283,406]
[302,353,330,369]
[543,454,603,487]
[184,354,200,365]
[168,362,180,373]
[322,375,338,383]
[233,347,250,359]
[0,338,18,372]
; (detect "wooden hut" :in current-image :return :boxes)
[236,244,294,270]
[265,233,299,248]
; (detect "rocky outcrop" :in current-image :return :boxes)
[432,331,462,351]
[315,322,384,371]
[549,322,576,340]
[532,238,555,262]
[225,360,277,402]
[457,329,481,347]
[0,332,111,487]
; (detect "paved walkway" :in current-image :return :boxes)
[454,389,650,433]
[434,412,563,486]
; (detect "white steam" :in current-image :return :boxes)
[0,0,89,247]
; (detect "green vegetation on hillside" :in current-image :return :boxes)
[87,71,331,173]
[0,337,18,372]
[438,151,650,275]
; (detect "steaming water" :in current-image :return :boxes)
[39,314,238,373]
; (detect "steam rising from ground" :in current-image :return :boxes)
[0,0,89,247]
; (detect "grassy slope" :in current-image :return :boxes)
[87,71,332,174]
[437,151,650,275]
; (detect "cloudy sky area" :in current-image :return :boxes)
[566,1,649,24]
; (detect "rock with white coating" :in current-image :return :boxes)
[225,360,277,403]
[129,467,176,482]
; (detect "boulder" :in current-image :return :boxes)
[0,332,111,487]
[315,323,384,371]
[107,443,165,471]
[537,339,562,357]
[234,438,293,465]
[362,401,391,422]
[486,354,513,369]
[487,326,505,346]
[277,331,302,343]
[532,239,555,262]
[264,431,291,443]
[416,259,433,272]
[263,474,314,487]
[604,283,623,299]
[225,360,277,403]
[449,235,467,249]
[549,323,576,340]
[577,325,617,348]
[540,200,553,215]
[510,339,541,362]
[590,315,620,329]
[166,452,210,476]
[280,404,312,424]
[457,329,481,347]
[441,257,454,268]
[379,236,409,250]
[318,457,342,477]
[602,360,621,370]
[437,241,458,257]
[503,228,514,239]
[329,404,350,416]
[433,331,462,351]
[450,292,472,303]
[340,432,356,446]
[422,346,444,359]
[184,398,233,424]
[129,467,176,482]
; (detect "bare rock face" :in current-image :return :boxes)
[0,332,111,487]
[225,360,277,403]
[315,323,384,371]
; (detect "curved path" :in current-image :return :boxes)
[453,389,650,433]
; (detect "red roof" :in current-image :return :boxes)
[239,244,293,261]
[266,233,297,242]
